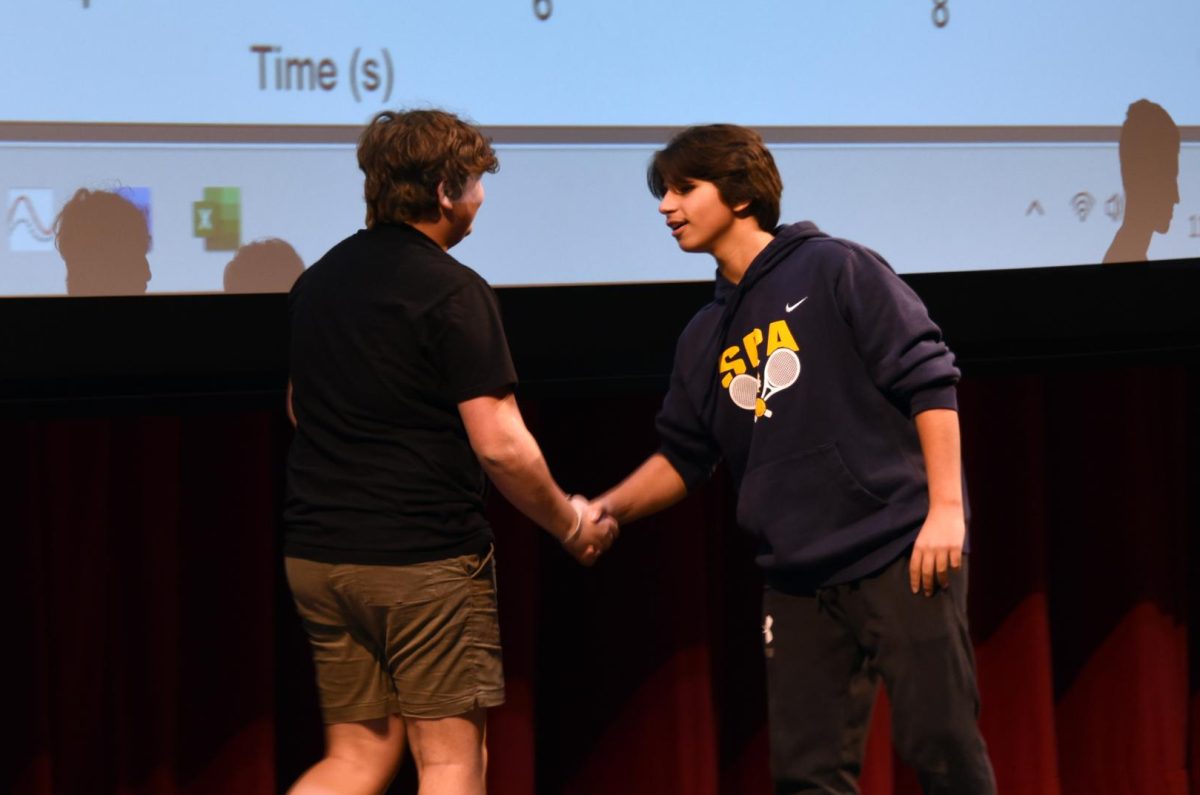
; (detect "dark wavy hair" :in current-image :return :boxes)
[648,124,783,231]
[358,109,499,227]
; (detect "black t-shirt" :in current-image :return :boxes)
[284,223,517,564]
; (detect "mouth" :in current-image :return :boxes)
[667,220,687,238]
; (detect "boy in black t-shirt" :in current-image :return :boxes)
[285,109,616,795]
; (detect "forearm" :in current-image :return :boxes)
[914,408,964,512]
[599,453,687,525]
[461,392,578,542]
[478,429,579,542]
[286,380,297,428]
[911,407,966,593]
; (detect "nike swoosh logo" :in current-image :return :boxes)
[785,297,807,312]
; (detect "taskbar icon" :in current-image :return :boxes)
[193,187,241,252]
[7,188,56,252]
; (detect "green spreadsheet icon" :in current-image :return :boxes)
[193,187,241,251]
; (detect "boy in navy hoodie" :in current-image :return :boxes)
[592,125,996,794]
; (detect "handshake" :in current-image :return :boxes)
[560,494,619,566]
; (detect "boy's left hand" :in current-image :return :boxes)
[909,504,965,596]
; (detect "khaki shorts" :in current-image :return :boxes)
[285,546,505,723]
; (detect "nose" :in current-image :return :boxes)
[658,193,676,215]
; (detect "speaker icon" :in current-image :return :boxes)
[1104,193,1124,222]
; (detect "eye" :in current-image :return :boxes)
[672,181,695,195]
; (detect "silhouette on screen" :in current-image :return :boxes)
[223,238,304,293]
[55,189,152,295]
[1103,100,1181,264]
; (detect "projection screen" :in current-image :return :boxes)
[1,0,1197,296]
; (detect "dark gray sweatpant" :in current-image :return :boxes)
[763,554,996,795]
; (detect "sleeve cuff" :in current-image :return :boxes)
[453,377,518,404]
[658,445,715,492]
[909,385,958,416]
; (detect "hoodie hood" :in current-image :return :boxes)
[712,222,827,357]
[713,221,826,304]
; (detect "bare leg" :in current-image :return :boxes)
[288,715,407,795]
[406,708,488,795]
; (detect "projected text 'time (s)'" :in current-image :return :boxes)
[250,45,394,103]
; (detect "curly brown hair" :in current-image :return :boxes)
[648,124,783,232]
[358,109,499,227]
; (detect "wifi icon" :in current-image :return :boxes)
[1070,192,1095,222]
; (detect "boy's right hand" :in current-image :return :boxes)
[562,494,619,565]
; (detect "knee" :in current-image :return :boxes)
[895,718,974,759]
[323,720,406,781]
[893,724,993,791]
[405,710,487,778]
[325,742,404,781]
[410,745,486,778]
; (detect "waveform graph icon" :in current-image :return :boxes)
[7,189,56,252]
[1070,191,1096,222]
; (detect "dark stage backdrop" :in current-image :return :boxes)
[7,359,1198,795]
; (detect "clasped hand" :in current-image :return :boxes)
[562,495,619,566]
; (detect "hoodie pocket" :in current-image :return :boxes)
[736,443,887,559]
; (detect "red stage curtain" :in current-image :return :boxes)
[9,362,1198,794]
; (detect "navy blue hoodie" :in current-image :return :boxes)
[656,222,964,589]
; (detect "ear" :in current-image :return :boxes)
[436,181,454,212]
[731,200,752,216]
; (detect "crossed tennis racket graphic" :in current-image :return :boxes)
[727,348,800,420]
